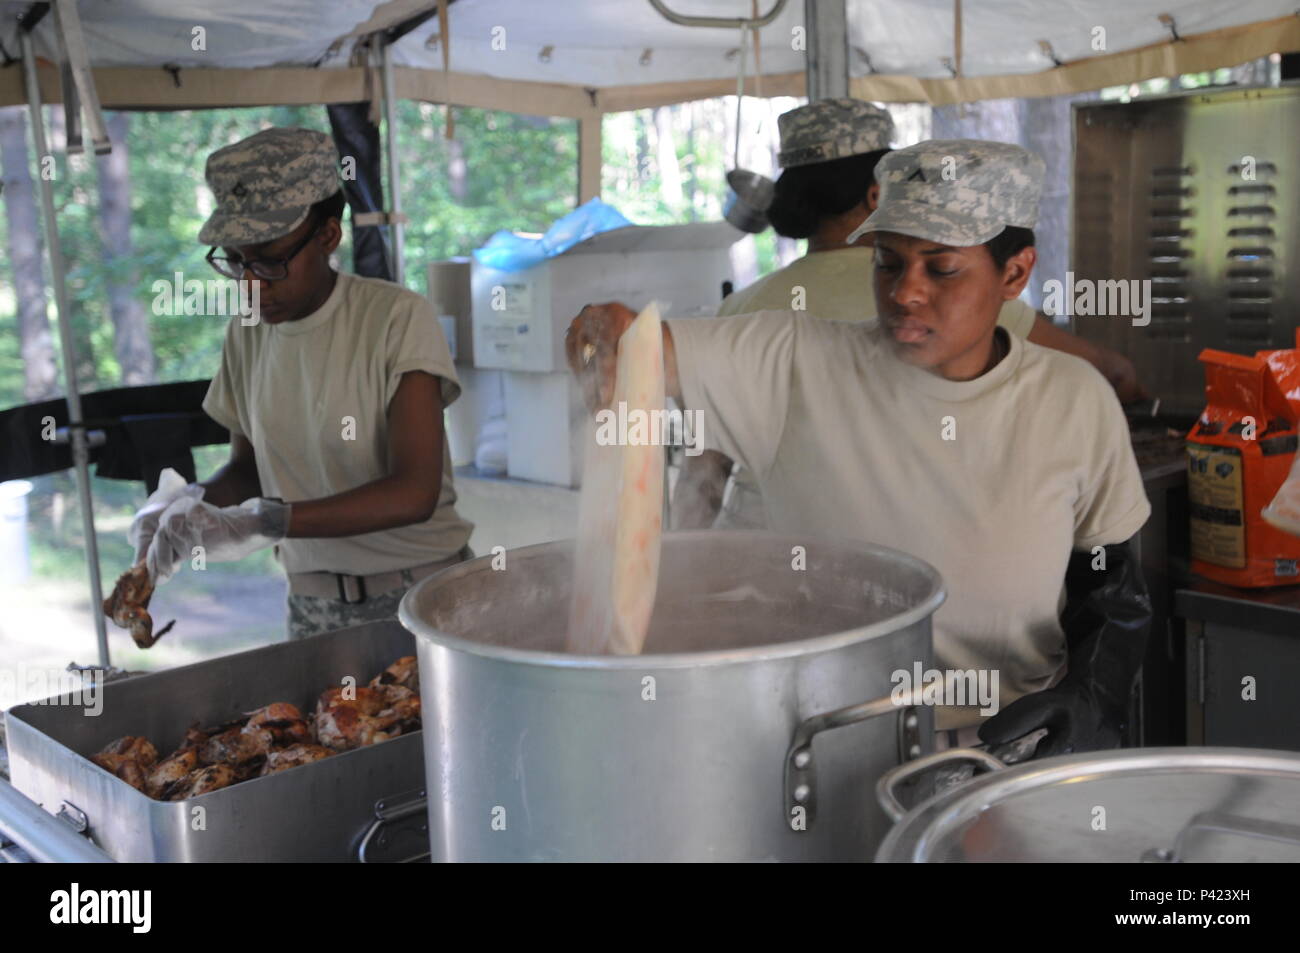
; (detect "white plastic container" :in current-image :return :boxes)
[0,480,34,584]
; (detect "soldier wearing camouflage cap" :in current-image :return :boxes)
[846,139,1045,247]
[681,109,1050,531]
[775,97,895,168]
[131,126,473,643]
[571,126,1151,756]
[199,126,342,247]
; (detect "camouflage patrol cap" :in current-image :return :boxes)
[776,98,894,169]
[846,139,1044,246]
[198,127,341,246]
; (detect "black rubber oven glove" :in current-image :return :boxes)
[979,539,1152,759]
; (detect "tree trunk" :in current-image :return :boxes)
[683,102,697,221]
[653,106,682,209]
[96,111,154,385]
[636,110,651,189]
[447,132,467,202]
[0,106,60,402]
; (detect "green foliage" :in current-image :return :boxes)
[0,98,787,408]
[601,102,785,274]
[391,102,577,297]
[0,103,581,406]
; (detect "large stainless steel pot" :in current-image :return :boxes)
[876,747,1300,862]
[400,530,945,862]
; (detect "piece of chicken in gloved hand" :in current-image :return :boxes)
[102,563,176,649]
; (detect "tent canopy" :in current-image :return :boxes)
[1,0,1297,114]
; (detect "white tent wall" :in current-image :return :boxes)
[1,2,1298,111]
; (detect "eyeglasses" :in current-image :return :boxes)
[206,221,322,281]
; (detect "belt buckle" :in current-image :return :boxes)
[336,573,368,605]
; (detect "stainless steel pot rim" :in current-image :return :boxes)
[876,746,1300,862]
[399,530,946,670]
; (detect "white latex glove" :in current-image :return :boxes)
[128,468,204,565]
[145,496,291,584]
[1263,452,1300,537]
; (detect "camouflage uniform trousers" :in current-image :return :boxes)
[286,547,473,640]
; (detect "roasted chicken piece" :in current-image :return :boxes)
[91,754,148,792]
[200,725,273,777]
[369,656,418,693]
[146,748,200,799]
[168,763,238,800]
[371,657,421,731]
[376,684,421,731]
[316,684,388,717]
[243,702,313,746]
[178,723,209,752]
[315,704,399,750]
[261,743,335,776]
[90,735,159,792]
[94,735,159,766]
[102,563,175,649]
[314,682,419,750]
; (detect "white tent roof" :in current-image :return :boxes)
[1,0,1297,112]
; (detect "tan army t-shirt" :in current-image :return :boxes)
[203,271,473,575]
[715,247,1039,527]
[666,311,1150,729]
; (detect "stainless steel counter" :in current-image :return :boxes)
[1176,578,1300,638]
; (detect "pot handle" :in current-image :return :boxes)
[875,748,1006,823]
[1143,811,1300,863]
[784,688,926,828]
[356,788,430,863]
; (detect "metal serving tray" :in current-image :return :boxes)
[6,621,426,863]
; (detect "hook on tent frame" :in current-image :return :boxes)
[647,0,788,30]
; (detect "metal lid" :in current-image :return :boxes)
[877,747,1300,863]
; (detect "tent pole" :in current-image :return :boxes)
[577,115,602,203]
[19,31,111,668]
[804,0,848,100]
[380,37,405,286]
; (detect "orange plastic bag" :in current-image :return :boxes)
[1189,333,1300,587]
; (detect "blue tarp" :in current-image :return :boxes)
[472,199,632,272]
